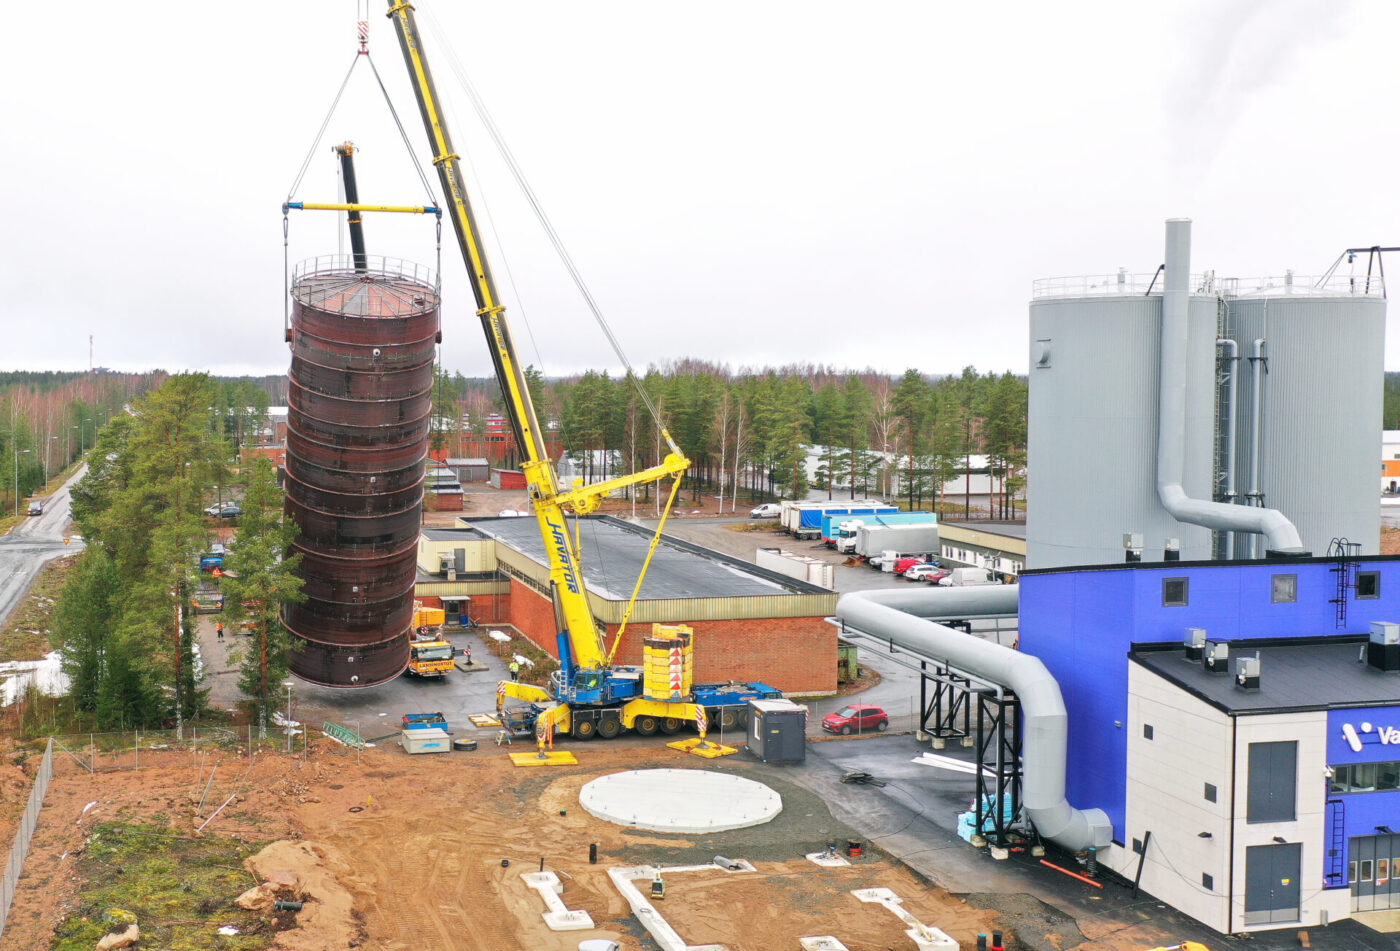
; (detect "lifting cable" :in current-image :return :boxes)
[281,12,445,328]
[420,5,677,454]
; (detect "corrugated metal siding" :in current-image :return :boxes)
[1228,295,1385,556]
[1028,294,1214,569]
[588,593,837,624]
[414,579,509,598]
[939,524,1027,556]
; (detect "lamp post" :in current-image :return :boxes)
[283,680,295,752]
[45,435,58,490]
[13,448,30,516]
[69,426,75,465]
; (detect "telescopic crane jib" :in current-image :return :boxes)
[384,1,690,673]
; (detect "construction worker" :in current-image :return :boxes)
[216,622,224,641]
[509,659,520,681]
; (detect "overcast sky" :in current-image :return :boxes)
[3,1,1397,380]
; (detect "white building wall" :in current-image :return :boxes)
[1113,661,1234,932]
[1230,712,1350,933]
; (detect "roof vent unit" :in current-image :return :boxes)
[438,554,454,576]
[1233,653,1261,690]
[1204,639,1229,673]
[1183,627,1206,662]
[1369,621,1400,673]
[1123,533,1143,564]
[1164,538,1181,562]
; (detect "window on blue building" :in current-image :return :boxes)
[1357,571,1381,599]
[1330,760,1400,793]
[1270,574,1296,603]
[1162,578,1188,607]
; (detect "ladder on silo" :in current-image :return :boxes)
[1328,538,1360,628]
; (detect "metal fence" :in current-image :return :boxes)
[0,737,53,942]
[49,727,248,775]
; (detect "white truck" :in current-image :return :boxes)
[853,523,941,561]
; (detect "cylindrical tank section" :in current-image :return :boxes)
[1026,291,1217,569]
[1027,249,1387,570]
[1225,290,1385,556]
[283,256,440,687]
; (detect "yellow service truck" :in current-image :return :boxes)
[405,600,454,677]
[406,639,455,678]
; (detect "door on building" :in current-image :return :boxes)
[1350,833,1400,912]
[1244,843,1302,926]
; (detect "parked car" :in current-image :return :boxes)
[921,567,952,585]
[26,500,43,516]
[821,704,888,735]
[202,502,222,516]
[891,556,925,575]
[902,563,943,581]
[216,504,242,519]
[749,503,782,519]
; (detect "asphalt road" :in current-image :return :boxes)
[0,466,85,627]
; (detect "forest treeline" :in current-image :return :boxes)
[51,374,300,733]
[429,362,1028,515]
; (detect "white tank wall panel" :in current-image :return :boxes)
[1226,295,1385,556]
[1027,295,1217,568]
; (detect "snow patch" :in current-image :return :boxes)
[0,651,69,706]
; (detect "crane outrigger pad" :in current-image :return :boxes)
[667,737,737,759]
[509,750,578,767]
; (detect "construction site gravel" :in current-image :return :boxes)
[0,740,1006,951]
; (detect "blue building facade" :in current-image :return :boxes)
[1020,556,1400,845]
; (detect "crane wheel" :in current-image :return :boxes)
[572,718,596,741]
[720,707,743,729]
[598,716,622,740]
[634,716,659,736]
[659,718,683,735]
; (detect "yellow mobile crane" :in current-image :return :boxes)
[384,4,781,740]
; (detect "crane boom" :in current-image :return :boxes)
[384,2,688,670]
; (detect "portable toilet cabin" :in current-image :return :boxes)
[746,698,808,763]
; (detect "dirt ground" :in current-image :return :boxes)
[0,739,1009,951]
[1382,524,1400,555]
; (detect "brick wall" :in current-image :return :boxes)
[507,579,835,695]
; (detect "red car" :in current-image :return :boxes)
[821,704,889,735]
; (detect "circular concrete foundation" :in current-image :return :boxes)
[579,768,782,833]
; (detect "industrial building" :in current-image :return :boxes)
[1019,219,1398,931]
[938,520,1025,581]
[837,218,1399,938]
[415,516,838,695]
[1021,557,1400,930]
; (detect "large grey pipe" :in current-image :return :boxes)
[1157,219,1304,555]
[836,586,1113,852]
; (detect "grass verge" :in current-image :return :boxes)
[52,822,274,951]
[0,552,78,663]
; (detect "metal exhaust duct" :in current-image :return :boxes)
[835,586,1113,852]
[1157,219,1305,557]
[283,256,439,687]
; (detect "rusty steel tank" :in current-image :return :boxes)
[282,255,440,687]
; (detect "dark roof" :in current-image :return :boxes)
[457,515,828,600]
[422,526,489,542]
[942,520,1027,540]
[1131,636,1400,715]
